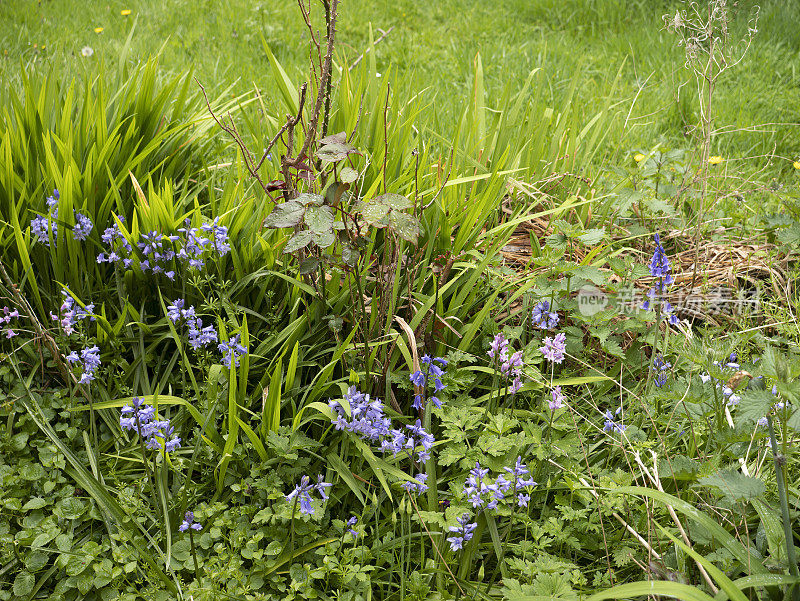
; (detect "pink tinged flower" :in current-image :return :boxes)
[540,332,566,364]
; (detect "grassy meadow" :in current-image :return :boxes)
[1,0,800,600]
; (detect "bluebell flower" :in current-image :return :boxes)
[286,474,330,516]
[602,407,626,433]
[97,216,133,268]
[219,334,247,368]
[652,354,671,388]
[179,511,202,532]
[549,386,565,410]
[409,355,449,409]
[532,300,559,330]
[447,513,477,551]
[167,299,185,323]
[642,233,679,325]
[540,332,566,364]
[54,290,95,335]
[346,516,359,538]
[400,472,428,495]
[488,333,509,361]
[2,306,21,339]
[73,213,93,241]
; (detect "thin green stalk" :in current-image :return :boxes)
[189,526,201,586]
[766,414,800,601]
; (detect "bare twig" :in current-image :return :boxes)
[348,26,395,71]
[195,78,279,203]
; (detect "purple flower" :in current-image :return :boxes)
[603,407,626,433]
[540,332,566,364]
[73,213,93,241]
[219,334,247,368]
[287,474,330,516]
[346,515,359,538]
[532,300,559,330]
[549,386,565,411]
[488,333,509,361]
[401,472,429,496]
[653,354,671,388]
[167,299,185,323]
[179,511,202,532]
[409,355,448,409]
[447,513,477,551]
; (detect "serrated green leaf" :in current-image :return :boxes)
[578,228,605,245]
[698,468,765,502]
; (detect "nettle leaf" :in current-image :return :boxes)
[737,389,774,424]
[388,211,421,244]
[264,201,305,228]
[375,193,412,211]
[578,228,605,246]
[339,166,358,183]
[698,468,765,502]
[361,202,390,225]
[304,205,334,233]
[312,229,336,249]
[284,230,313,253]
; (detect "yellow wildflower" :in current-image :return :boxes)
[708,156,723,165]
[120,9,132,16]
[94,27,104,33]
[793,161,800,170]
[634,153,645,162]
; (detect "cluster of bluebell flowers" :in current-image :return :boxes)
[66,346,101,384]
[531,300,559,330]
[219,335,248,368]
[30,189,95,246]
[641,233,679,325]
[329,386,434,495]
[488,334,525,394]
[1,306,20,339]
[448,457,536,552]
[652,354,671,388]
[447,514,478,551]
[52,289,95,335]
[329,386,436,464]
[540,332,567,364]
[96,217,230,278]
[286,474,332,516]
[409,354,447,409]
[119,397,182,452]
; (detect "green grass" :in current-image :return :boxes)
[2,0,799,175]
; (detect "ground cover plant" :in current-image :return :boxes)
[2,0,800,600]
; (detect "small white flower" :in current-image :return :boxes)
[81,46,94,57]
